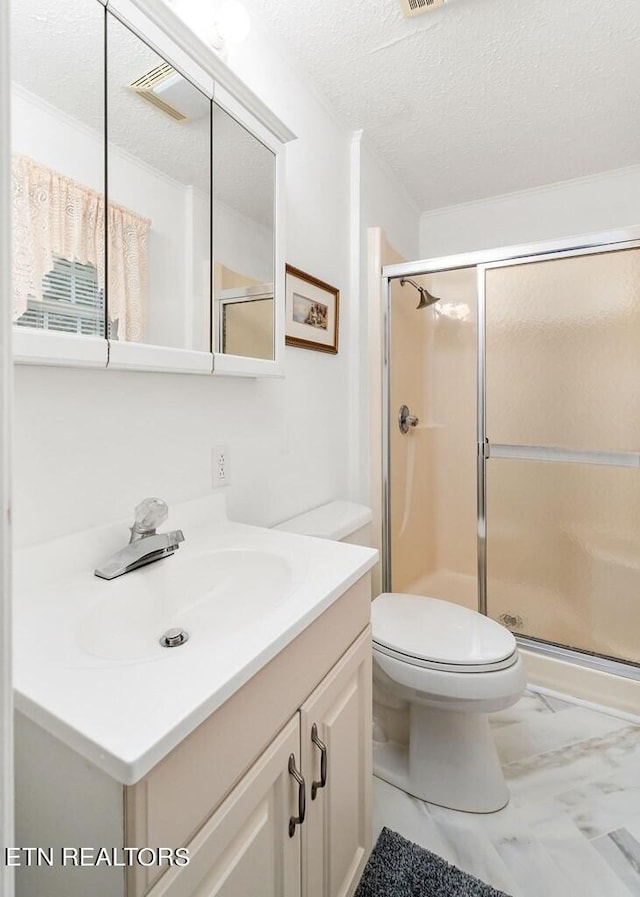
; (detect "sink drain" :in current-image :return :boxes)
[159,628,189,648]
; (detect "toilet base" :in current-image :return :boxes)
[373,704,510,814]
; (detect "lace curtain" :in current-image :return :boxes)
[12,156,151,341]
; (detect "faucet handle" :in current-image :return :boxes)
[132,497,168,537]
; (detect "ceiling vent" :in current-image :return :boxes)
[129,63,191,122]
[399,0,444,17]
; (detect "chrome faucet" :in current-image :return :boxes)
[94,498,185,581]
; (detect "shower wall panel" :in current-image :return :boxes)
[390,276,437,592]
[390,269,477,608]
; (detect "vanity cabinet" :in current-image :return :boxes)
[148,715,301,897]
[300,633,372,897]
[15,574,372,897]
[147,630,371,897]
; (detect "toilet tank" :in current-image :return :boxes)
[274,501,373,547]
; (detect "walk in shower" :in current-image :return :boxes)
[382,228,640,676]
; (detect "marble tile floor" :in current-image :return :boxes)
[372,690,640,896]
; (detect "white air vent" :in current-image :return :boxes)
[399,0,444,17]
[129,63,188,122]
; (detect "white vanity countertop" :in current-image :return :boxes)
[13,495,378,785]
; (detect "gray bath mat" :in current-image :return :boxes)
[355,827,511,897]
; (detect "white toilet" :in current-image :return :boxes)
[275,502,526,814]
[372,592,525,813]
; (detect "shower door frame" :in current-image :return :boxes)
[381,224,640,680]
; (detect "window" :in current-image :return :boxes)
[15,255,105,338]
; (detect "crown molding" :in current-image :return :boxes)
[420,164,640,220]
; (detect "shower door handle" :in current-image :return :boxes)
[399,404,419,434]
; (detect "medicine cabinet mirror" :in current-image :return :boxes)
[106,12,212,361]
[10,0,294,376]
[213,103,275,362]
[10,0,106,363]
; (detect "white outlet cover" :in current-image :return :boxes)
[212,445,229,487]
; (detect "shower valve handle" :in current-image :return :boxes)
[399,405,419,434]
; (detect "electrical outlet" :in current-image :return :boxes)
[212,445,229,487]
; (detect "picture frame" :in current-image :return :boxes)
[285,264,339,354]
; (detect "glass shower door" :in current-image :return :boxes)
[483,246,640,664]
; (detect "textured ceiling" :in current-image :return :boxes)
[107,12,211,193]
[11,0,274,227]
[214,105,274,230]
[243,0,640,210]
[10,0,104,135]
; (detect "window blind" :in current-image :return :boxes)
[16,254,105,337]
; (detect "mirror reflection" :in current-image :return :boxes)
[107,13,211,351]
[10,0,105,338]
[213,104,275,361]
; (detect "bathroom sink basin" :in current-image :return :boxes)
[13,493,378,783]
[77,548,295,662]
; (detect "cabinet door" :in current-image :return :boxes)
[148,716,302,897]
[300,627,372,897]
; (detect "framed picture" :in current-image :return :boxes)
[285,264,339,354]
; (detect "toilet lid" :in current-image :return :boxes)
[372,593,517,667]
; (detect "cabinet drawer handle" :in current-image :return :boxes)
[310,723,327,800]
[288,754,306,837]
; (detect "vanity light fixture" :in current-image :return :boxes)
[210,0,251,52]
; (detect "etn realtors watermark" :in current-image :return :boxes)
[4,847,190,867]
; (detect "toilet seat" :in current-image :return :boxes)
[373,641,518,674]
[372,593,518,673]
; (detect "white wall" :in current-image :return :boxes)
[353,136,420,504]
[419,165,640,258]
[11,87,103,192]
[360,141,419,266]
[214,199,273,284]
[109,149,197,348]
[185,185,212,351]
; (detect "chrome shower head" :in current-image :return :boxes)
[399,277,441,310]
